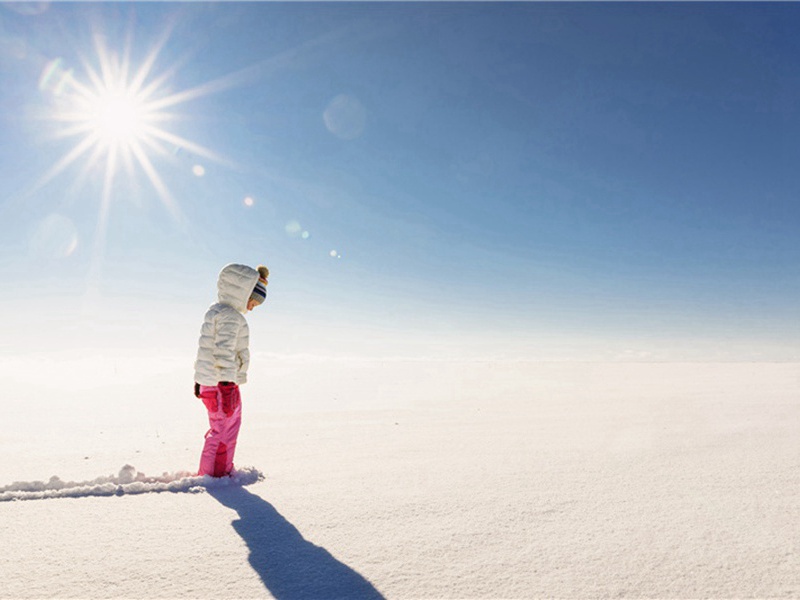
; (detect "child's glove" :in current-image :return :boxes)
[197,385,217,412]
[218,382,239,416]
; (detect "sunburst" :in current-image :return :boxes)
[39,29,224,227]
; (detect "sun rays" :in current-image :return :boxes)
[23,12,356,281]
[38,29,224,224]
[24,21,245,291]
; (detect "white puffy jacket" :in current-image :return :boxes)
[194,264,261,386]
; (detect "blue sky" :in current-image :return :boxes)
[1,2,799,360]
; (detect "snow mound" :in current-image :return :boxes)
[0,465,264,502]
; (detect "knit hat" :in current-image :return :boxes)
[249,265,269,306]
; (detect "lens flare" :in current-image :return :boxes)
[285,220,301,235]
[323,94,366,140]
[29,214,79,259]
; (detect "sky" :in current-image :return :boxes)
[1,1,799,361]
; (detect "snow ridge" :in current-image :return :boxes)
[0,465,264,502]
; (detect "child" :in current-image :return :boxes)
[193,263,269,477]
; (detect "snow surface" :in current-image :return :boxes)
[1,357,798,599]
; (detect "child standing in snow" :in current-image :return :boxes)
[193,263,269,477]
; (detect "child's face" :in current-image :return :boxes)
[246,299,259,312]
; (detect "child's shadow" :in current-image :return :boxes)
[208,486,384,600]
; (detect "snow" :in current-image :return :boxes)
[0,465,263,502]
[1,357,798,598]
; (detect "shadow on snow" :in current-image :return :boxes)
[208,486,384,600]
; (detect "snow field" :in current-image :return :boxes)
[1,359,798,598]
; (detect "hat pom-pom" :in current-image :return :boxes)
[257,265,269,279]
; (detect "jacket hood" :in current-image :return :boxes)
[217,263,259,313]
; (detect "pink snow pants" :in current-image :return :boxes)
[198,384,242,477]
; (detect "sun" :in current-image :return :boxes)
[38,30,223,222]
[88,88,148,147]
